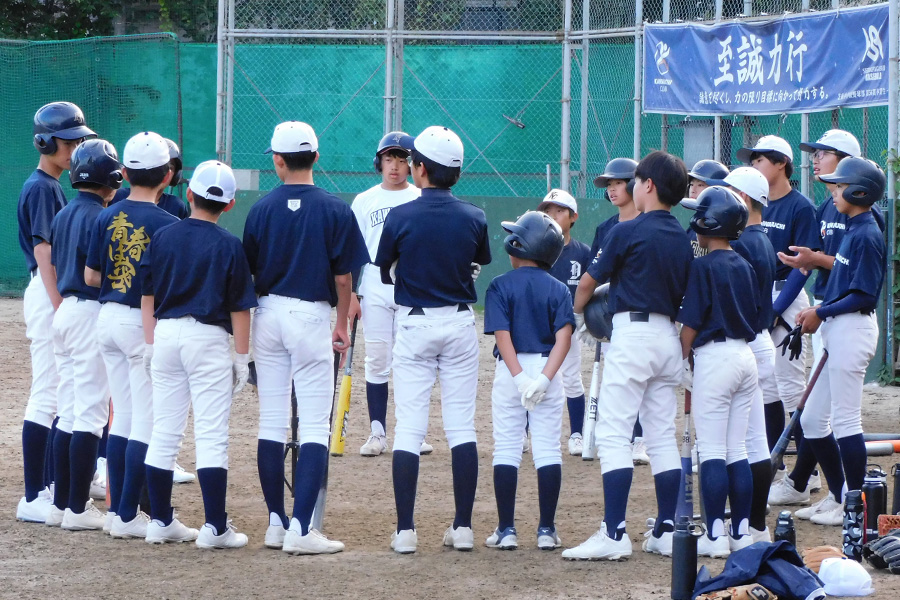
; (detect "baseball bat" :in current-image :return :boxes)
[863,433,900,442]
[329,316,359,456]
[770,349,829,476]
[311,350,342,532]
[675,389,693,521]
[582,341,602,461]
[865,441,900,456]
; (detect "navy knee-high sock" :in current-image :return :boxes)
[117,441,149,522]
[537,464,562,529]
[602,467,633,540]
[366,382,389,433]
[43,417,58,490]
[393,450,419,532]
[493,464,518,530]
[23,421,52,501]
[258,439,288,528]
[749,459,773,531]
[197,467,228,534]
[52,430,72,510]
[652,469,681,536]
[567,395,585,435]
[700,459,728,538]
[806,434,845,502]
[105,434,128,514]
[451,442,478,529]
[838,434,866,492]
[764,402,785,454]
[788,439,818,491]
[727,460,753,537]
[98,422,109,459]
[68,432,100,512]
[633,418,643,441]
[291,443,327,534]
[145,464,174,525]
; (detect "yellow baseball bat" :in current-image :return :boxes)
[329,316,359,456]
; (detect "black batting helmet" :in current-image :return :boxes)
[682,186,748,240]
[69,139,124,190]
[583,283,613,341]
[818,157,886,207]
[33,101,96,155]
[594,157,638,202]
[689,159,730,183]
[374,131,415,172]
[164,138,184,187]
[502,211,564,270]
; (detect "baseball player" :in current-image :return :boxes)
[47,139,120,530]
[243,121,368,554]
[565,151,691,560]
[16,102,95,524]
[793,157,886,527]
[141,160,256,548]
[484,211,572,551]
[685,160,730,260]
[349,132,433,457]
[679,187,758,558]
[374,126,491,554]
[537,190,590,455]
[85,132,179,537]
[110,137,190,220]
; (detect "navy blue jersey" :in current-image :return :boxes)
[678,250,758,347]
[484,266,575,355]
[375,188,491,307]
[17,169,67,273]
[548,238,591,301]
[586,210,692,320]
[243,184,368,305]
[589,214,619,264]
[760,189,819,280]
[49,192,105,301]
[141,219,257,333]
[821,211,885,310]
[86,200,178,308]
[687,227,709,259]
[814,198,885,299]
[111,187,189,220]
[732,225,777,334]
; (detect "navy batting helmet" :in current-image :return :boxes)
[33,101,96,155]
[374,131,415,172]
[594,157,637,202]
[583,283,613,341]
[502,211,564,269]
[688,159,730,183]
[818,157,886,207]
[682,186,748,240]
[164,138,184,187]
[69,139,124,190]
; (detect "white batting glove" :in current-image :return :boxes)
[232,353,250,396]
[143,344,154,380]
[513,371,534,395]
[470,262,482,282]
[682,358,693,392]
[388,259,398,284]
[522,374,551,411]
[574,312,586,341]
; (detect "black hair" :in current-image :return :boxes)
[276,150,317,171]
[126,164,170,189]
[411,149,460,189]
[192,193,228,214]
[73,182,108,193]
[750,199,766,213]
[751,151,793,179]
[382,148,410,160]
[634,151,688,206]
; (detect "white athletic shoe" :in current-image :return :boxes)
[749,526,771,544]
[360,435,387,457]
[810,501,844,526]
[697,534,730,558]
[103,511,116,533]
[632,438,650,465]
[420,440,434,455]
[282,526,344,555]
[196,521,248,549]
[808,471,822,493]
[768,476,810,505]
[642,527,673,557]
[795,493,840,521]
[773,466,787,482]
[391,529,418,554]
[443,526,474,551]
[145,518,199,544]
[264,514,286,549]
[522,433,531,454]
[485,526,518,550]
[16,494,53,523]
[562,523,632,561]
[537,526,562,550]
[568,433,583,456]
[89,471,106,500]
[173,463,196,484]
[62,500,106,531]
[110,512,150,539]
[95,457,107,489]
[728,533,754,552]
[45,506,65,527]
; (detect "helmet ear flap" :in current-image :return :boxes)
[626,178,635,197]
[34,134,57,155]
[373,154,382,173]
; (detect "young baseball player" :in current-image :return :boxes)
[349,132,434,457]
[85,131,179,538]
[16,101,95,524]
[484,211,572,550]
[110,137,190,220]
[679,186,758,558]
[538,190,590,455]
[141,160,256,549]
[243,121,368,554]
[564,151,691,560]
[374,126,491,554]
[685,160,730,260]
[47,138,120,530]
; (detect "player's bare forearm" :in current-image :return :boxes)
[679,325,697,359]
[348,292,362,323]
[778,246,833,271]
[34,242,62,310]
[84,266,101,288]
[494,331,523,376]
[573,272,598,313]
[141,295,156,344]
[333,273,352,361]
[541,324,573,380]
[231,310,251,355]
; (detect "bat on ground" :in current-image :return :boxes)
[311,350,342,532]
[675,389,693,521]
[582,341,602,461]
[329,316,359,456]
[865,440,900,456]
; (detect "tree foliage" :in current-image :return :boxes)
[1,0,122,40]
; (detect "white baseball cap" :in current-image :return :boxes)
[538,189,578,214]
[123,131,170,170]
[266,121,318,154]
[189,160,237,203]
[413,126,464,168]
[709,167,770,206]
[818,557,874,597]
[736,135,794,165]
[799,129,861,158]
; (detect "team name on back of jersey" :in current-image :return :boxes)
[369,207,391,227]
[691,239,709,258]
[820,220,845,237]
[287,199,301,211]
[107,211,150,294]
[835,253,850,266]
[761,220,786,231]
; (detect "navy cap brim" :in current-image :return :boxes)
[799,141,834,153]
[501,220,517,234]
[735,148,754,164]
[264,146,273,154]
[680,199,701,210]
[705,178,729,187]
[817,172,847,184]
[593,176,610,188]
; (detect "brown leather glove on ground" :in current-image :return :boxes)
[801,545,846,573]
[697,583,777,600]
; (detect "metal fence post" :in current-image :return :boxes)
[215,0,227,162]
[578,0,590,198]
[800,0,811,199]
[888,0,899,374]
[661,0,670,153]
[561,0,573,191]
[714,0,723,162]
[395,0,405,131]
[633,0,643,161]
[384,0,395,135]
[225,0,235,165]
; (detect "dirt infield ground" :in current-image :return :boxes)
[1,298,899,599]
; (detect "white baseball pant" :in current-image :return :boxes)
[23,270,58,427]
[559,331,584,398]
[747,331,777,462]
[360,275,399,384]
[771,284,811,411]
[811,299,825,367]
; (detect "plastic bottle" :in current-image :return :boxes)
[774,510,795,547]
[671,517,699,600]
[843,490,864,561]
[862,464,888,543]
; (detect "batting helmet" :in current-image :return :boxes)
[33,101,96,155]
[69,139,124,190]
[374,131,415,172]
[501,211,564,269]
[818,157,886,207]
[583,283,613,341]
[688,159,730,183]
[682,186,748,240]
[594,157,637,202]
[164,138,184,186]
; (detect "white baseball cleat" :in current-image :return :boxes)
[809,501,844,526]
[632,437,650,465]
[16,494,53,523]
[568,433,583,456]
[360,434,387,457]
[562,523,632,561]
[95,457,107,489]
[45,506,65,527]
[420,440,434,455]
[697,534,730,558]
[773,465,787,482]
[89,471,106,500]
[728,532,754,552]
[103,511,116,533]
[264,513,286,549]
[807,471,822,493]
[110,512,150,539]
[795,493,841,521]
[391,529,418,554]
[485,526,518,550]
[173,463,196,484]
[768,476,810,505]
[196,521,248,549]
[145,518,199,544]
[443,525,474,551]
[282,526,344,555]
[537,526,562,550]
[642,527,673,557]
[749,526,771,543]
[62,500,106,531]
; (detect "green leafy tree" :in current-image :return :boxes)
[1,0,122,40]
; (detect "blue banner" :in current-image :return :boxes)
[643,4,889,115]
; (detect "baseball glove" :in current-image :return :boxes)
[863,528,900,573]
[801,545,845,573]
[697,584,777,600]
[776,325,804,361]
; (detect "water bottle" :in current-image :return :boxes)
[671,517,699,600]
[891,463,900,515]
[862,464,888,543]
[773,510,795,547]
[843,490,864,561]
